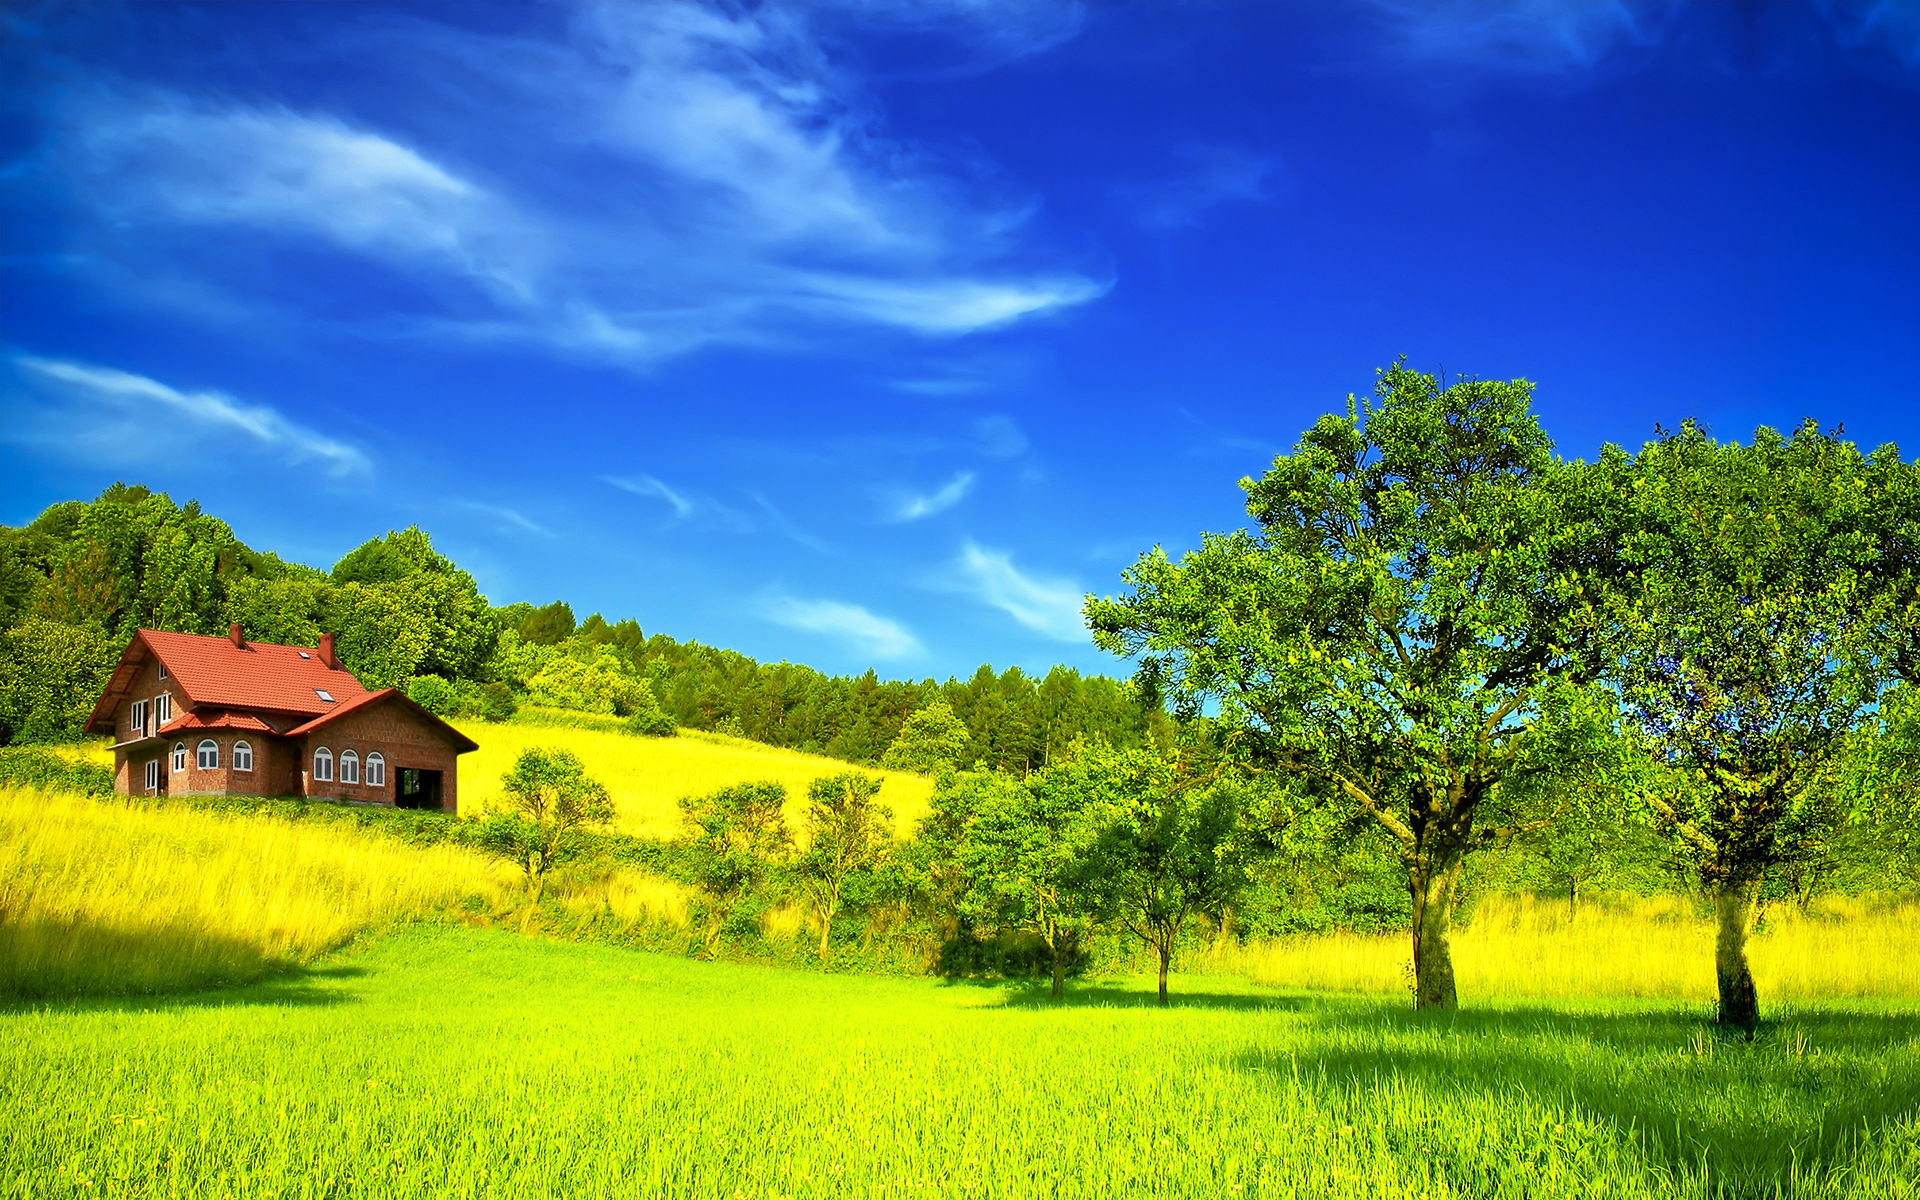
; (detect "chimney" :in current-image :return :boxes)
[229,623,245,648]
[318,632,338,670]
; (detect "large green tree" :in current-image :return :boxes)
[1602,421,1891,1030]
[1087,364,1613,1009]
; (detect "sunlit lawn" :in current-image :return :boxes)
[4,924,1918,1200]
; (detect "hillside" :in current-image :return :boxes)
[452,713,937,838]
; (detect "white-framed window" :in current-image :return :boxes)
[313,747,334,782]
[366,753,386,787]
[233,741,254,772]
[340,750,360,785]
[171,742,187,772]
[315,688,335,703]
[197,739,219,770]
[157,662,168,680]
[129,700,150,738]
[143,759,159,792]
[156,693,172,724]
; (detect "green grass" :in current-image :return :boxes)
[5,925,1917,1200]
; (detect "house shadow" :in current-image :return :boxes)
[1234,1001,1920,1199]
[1,918,368,1014]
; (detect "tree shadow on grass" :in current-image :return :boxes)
[1237,1000,1920,1199]
[940,974,1314,1012]
[0,918,369,1013]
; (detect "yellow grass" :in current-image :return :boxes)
[1207,892,1920,1001]
[452,718,935,839]
[0,785,516,999]
[557,868,691,929]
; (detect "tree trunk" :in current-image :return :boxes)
[1050,946,1065,999]
[521,871,545,933]
[1714,884,1759,1031]
[817,904,833,961]
[1409,860,1460,1010]
[1156,940,1171,1007]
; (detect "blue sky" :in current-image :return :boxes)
[4,1,1919,680]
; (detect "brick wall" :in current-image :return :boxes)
[297,698,464,814]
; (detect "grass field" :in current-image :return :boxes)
[4,924,1917,1200]
[0,786,514,1000]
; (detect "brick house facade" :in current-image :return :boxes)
[85,627,478,813]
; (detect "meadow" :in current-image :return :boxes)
[3,923,1916,1200]
[4,749,1917,1199]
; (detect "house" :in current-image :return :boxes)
[85,626,478,813]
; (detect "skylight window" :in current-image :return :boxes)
[315,689,335,703]
[298,651,311,659]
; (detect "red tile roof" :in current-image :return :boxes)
[86,629,368,734]
[145,629,366,715]
[282,688,479,753]
[157,709,283,737]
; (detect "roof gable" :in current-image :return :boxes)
[283,688,480,753]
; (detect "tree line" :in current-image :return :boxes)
[0,485,1169,768]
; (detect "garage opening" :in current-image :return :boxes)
[396,768,443,810]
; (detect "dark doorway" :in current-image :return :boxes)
[397,768,443,810]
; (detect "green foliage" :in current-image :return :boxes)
[0,619,119,745]
[1068,744,1251,1004]
[405,675,459,716]
[478,748,614,907]
[516,600,577,646]
[880,701,969,774]
[527,651,656,717]
[797,772,893,960]
[1600,422,1892,1027]
[676,781,792,954]
[1088,362,1617,1008]
[928,765,1103,996]
[0,746,114,793]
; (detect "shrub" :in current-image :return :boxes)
[405,675,459,716]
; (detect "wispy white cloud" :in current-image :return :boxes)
[761,594,923,660]
[33,2,1105,368]
[887,471,976,522]
[1125,144,1278,231]
[5,354,370,477]
[947,540,1086,642]
[1362,0,1678,72]
[605,473,696,519]
[747,491,836,554]
[456,501,550,537]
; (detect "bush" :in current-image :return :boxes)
[624,707,677,737]
[405,675,458,716]
[0,747,114,795]
[469,681,518,722]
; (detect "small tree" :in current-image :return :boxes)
[796,773,892,961]
[950,765,1103,998]
[479,748,615,926]
[881,702,970,774]
[1073,745,1249,1006]
[678,781,792,955]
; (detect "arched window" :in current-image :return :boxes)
[340,750,360,785]
[172,742,187,773]
[233,741,254,772]
[197,739,219,770]
[313,747,334,782]
[366,753,386,787]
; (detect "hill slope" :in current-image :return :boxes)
[453,715,937,838]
